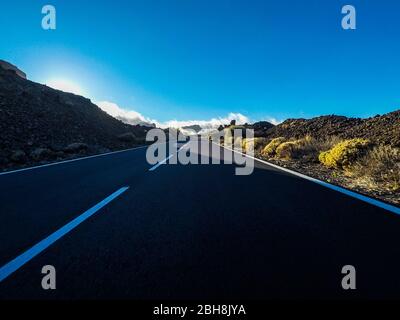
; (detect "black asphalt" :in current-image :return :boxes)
[0,141,400,300]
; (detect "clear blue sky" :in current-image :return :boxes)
[1,0,399,123]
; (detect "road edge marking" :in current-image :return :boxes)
[0,145,149,177]
[0,186,130,283]
[215,143,400,215]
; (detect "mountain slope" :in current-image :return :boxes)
[0,64,150,170]
[257,112,400,147]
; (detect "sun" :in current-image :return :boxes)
[46,78,86,96]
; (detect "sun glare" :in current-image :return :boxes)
[46,78,86,96]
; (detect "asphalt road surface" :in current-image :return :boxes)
[0,141,400,300]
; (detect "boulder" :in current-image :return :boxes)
[30,148,52,160]
[64,143,89,153]
[117,132,136,143]
[0,60,27,79]
[10,150,27,163]
[55,151,65,158]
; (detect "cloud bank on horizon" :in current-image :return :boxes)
[96,101,282,133]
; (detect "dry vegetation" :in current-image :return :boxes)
[253,135,399,205]
[242,137,268,153]
[216,113,399,205]
[351,145,400,192]
[319,139,371,170]
[261,136,341,162]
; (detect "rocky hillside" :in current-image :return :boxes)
[256,112,400,147]
[217,120,275,136]
[251,121,275,136]
[0,63,150,170]
[0,60,26,79]
[182,124,202,133]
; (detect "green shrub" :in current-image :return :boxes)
[319,138,371,170]
[261,137,286,157]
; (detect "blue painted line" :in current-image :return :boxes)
[0,186,130,282]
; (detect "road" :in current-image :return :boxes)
[0,141,399,300]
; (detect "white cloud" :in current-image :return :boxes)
[96,101,156,127]
[160,113,250,130]
[96,100,282,134]
[96,101,251,130]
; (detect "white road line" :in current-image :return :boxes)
[0,145,149,177]
[149,154,174,171]
[148,142,189,171]
[216,143,400,215]
[0,186,130,282]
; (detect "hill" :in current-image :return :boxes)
[257,112,400,147]
[181,124,202,133]
[0,62,150,170]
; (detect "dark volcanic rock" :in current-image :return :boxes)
[252,121,275,131]
[252,121,276,137]
[10,150,27,163]
[0,60,26,79]
[117,132,136,142]
[0,63,149,170]
[182,124,202,133]
[64,143,89,153]
[256,113,400,147]
[30,148,52,161]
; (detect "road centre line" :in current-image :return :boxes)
[0,186,130,282]
[148,142,189,171]
[148,155,174,171]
